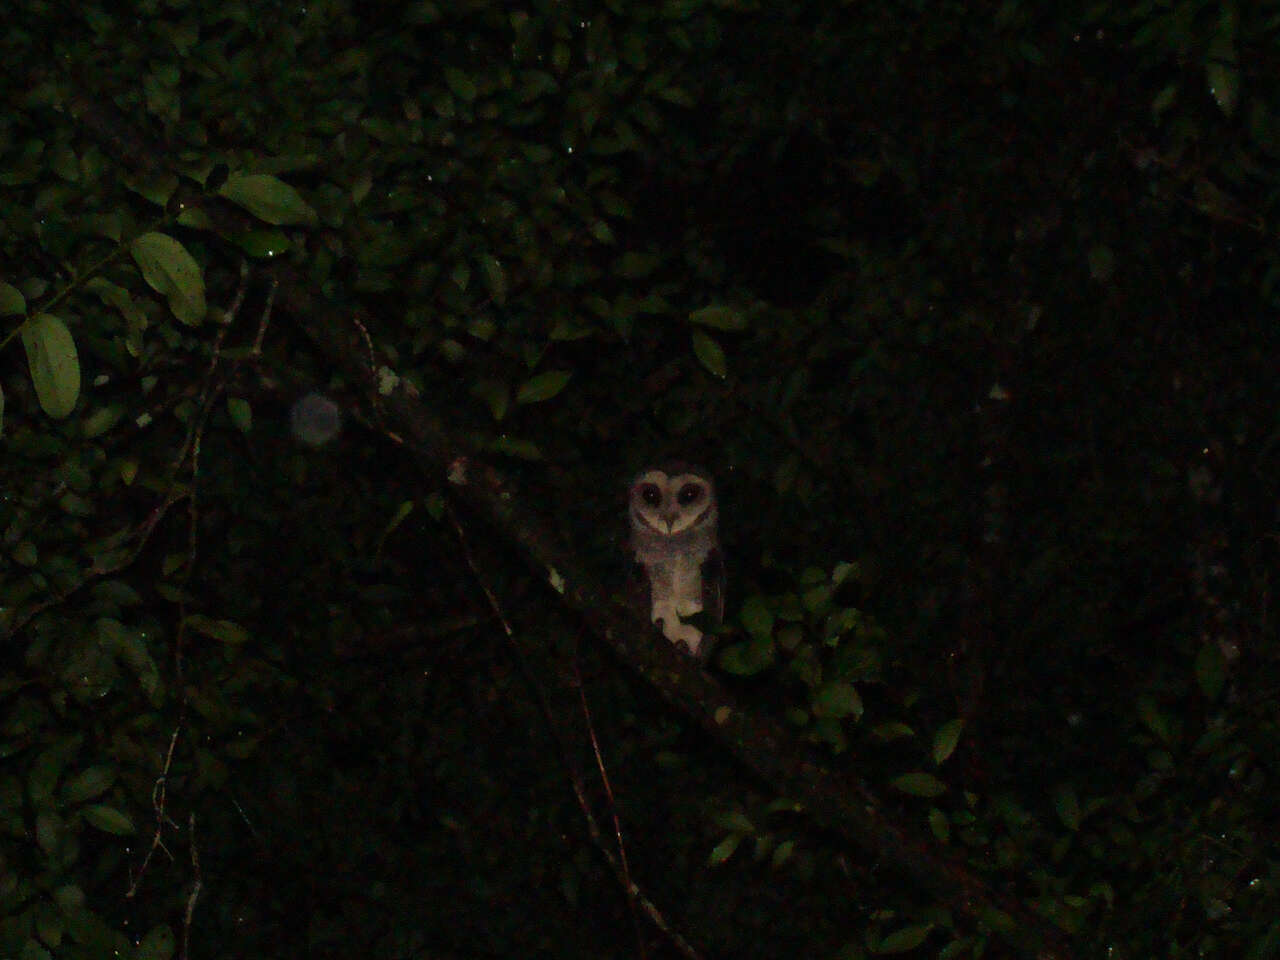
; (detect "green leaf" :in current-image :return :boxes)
[692,330,727,378]
[1054,783,1081,831]
[52,885,85,913]
[689,305,746,330]
[551,40,570,73]
[130,232,207,325]
[802,582,831,614]
[36,809,65,857]
[718,635,776,676]
[776,623,803,651]
[472,379,510,420]
[217,172,318,226]
[60,766,117,805]
[875,922,934,954]
[591,220,616,244]
[82,404,124,439]
[487,435,543,459]
[124,170,179,206]
[707,832,742,865]
[932,718,964,765]
[479,254,507,305]
[871,722,915,742]
[812,681,862,720]
[1087,245,1114,283]
[82,804,135,835]
[1206,60,1238,116]
[1195,643,1226,700]
[21,313,81,418]
[928,808,950,843]
[35,900,63,949]
[135,924,176,960]
[405,2,441,24]
[740,595,774,641]
[890,772,947,798]
[613,251,660,277]
[29,739,80,805]
[227,396,253,433]
[381,500,416,541]
[656,86,694,107]
[234,228,292,258]
[0,280,26,315]
[1136,695,1172,742]
[770,839,795,868]
[516,370,572,404]
[1151,83,1177,115]
[450,261,470,290]
[85,277,146,328]
[444,67,478,101]
[102,620,163,704]
[184,614,251,645]
[714,811,755,834]
[548,316,596,340]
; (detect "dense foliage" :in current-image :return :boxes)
[2,0,1278,957]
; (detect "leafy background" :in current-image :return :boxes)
[1,0,1278,957]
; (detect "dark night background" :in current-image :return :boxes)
[1,0,1278,957]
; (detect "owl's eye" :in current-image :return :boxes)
[640,484,662,506]
[677,483,702,506]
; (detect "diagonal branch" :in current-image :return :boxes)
[55,86,1076,960]
[275,275,1074,960]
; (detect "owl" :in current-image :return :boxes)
[628,465,724,661]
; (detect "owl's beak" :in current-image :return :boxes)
[660,510,679,532]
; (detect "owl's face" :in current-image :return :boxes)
[628,467,717,536]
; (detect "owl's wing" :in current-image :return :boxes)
[698,546,726,662]
[628,555,653,617]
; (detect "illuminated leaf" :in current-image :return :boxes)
[218,172,318,226]
[689,305,746,330]
[135,924,176,960]
[227,397,253,433]
[812,681,862,720]
[692,330,726,378]
[876,922,934,953]
[707,833,742,865]
[82,805,135,835]
[890,772,947,797]
[516,370,572,404]
[740,595,774,640]
[444,67,477,101]
[0,281,25,315]
[60,766,117,805]
[932,718,964,765]
[82,404,124,439]
[1055,783,1081,831]
[131,232,206,325]
[185,615,251,645]
[21,313,80,418]
[479,254,507,305]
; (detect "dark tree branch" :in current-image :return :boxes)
[274,277,1074,960]
[51,80,1076,960]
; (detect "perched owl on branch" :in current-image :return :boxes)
[628,465,725,662]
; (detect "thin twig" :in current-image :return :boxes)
[571,653,648,959]
[126,722,184,898]
[181,813,202,960]
[444,501,700,959]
